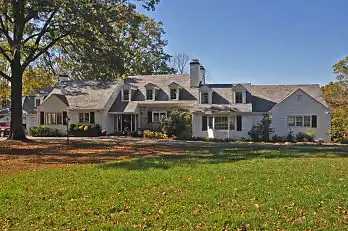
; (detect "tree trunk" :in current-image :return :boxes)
[8,55,26,140]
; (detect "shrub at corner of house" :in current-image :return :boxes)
[29,126,60,137]
[248,114,274,142]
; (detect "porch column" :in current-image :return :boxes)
[212,116,215,130]
[131,114,133,132]
[138,114,140,130]
[228,116,230,139]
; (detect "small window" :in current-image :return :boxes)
[215,117,228,130]
[202,116,207,131]
[152,111,167,122]
[202,93,209,104]
[170,88,177,100]
[122,90,129,101]
[35,98,41,107]
[146,89,153,100]
[229,116,236,130]
[235,92,243,104]
[287,116,295,127]
[304,116,311,127]
[296,116,303,126]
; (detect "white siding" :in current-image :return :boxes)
[270,89,331,141]
[192,114,262,139]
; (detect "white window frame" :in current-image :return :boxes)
[201,92,209,104]
[215,117,229,130]
[287,116,295,127]
[146,89,154,100]
[78,112,94,124]
[170,88,179,100]
[152,111,167,123]
[44,112,63,125]
[229,116,236,130]
[122,89,130,102]
[303,116,311,127]
[34,97,41,107]
[287,115,312,127]
[235,91,243,104]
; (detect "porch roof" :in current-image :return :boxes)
[192,103,252,114]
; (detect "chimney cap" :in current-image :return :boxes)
[190,59,200,65]
[200,65,205,70]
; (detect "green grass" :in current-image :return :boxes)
[1,146,348,230]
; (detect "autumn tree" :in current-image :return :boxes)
[169,52,190,74]
[0,0,168,140]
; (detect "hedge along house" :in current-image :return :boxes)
[36,59,331,141]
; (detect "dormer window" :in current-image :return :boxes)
[146,89,154,100]
[170,88,179,100]
[202,93,209,104]
[235,92,243,104]
[35,97,41,108]
[122,89,130,102]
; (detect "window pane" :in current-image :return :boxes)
[79,113,84,123]
[202,116,207,131]
[202,93,209,104]
[229,117,235,130]
[57,113,62,124]
[296,116,303,126]
[304,116,311,127]
[123,90,129,101]
[287,116,295,126]
[153,113,160,122]
[209,116,213,129]
[160,112,166,120]
[85,113,90,123]
[170,89,177,100]
[235,92,243,104]
[146,89,153,100]
[215,117,228,130]
[35,99,41,107]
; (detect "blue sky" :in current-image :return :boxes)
[139,0,348,85]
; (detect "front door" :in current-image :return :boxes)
[122,114,131,131]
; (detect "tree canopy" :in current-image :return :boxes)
[0,0,171,140]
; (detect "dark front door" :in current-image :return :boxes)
[122,114,131,131]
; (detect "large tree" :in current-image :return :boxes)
[0,0,167,140]
[169,52,190,74]
[322,56,348,142]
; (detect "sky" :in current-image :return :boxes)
[138,0,348,86]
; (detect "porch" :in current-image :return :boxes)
[111,113,140,133]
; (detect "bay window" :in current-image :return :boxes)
[215,117,228,130]
[44,112,62,125]
[79,112,95,124]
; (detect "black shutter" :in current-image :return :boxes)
[148,111,152,123]
[40,112,44,125]
[209,117,213,129]
[90,112,95,124]
[63,111,68,125]
[202,116,207,131]
[312,115,317,128]
[237,116,242,131]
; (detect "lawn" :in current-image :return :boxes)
[0,140,347,230]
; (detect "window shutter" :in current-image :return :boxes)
[40,112,44,125]
[90,112,95,124]
[202,116,207,131]
[148,111,152,123]
[237,116,242,131]
[63,111,68,125]
[311,115,317,128]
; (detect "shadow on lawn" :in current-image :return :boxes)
[1,140,347,169]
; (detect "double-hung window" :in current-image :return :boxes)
[235,92,243,104]
[170,88,178,100]
[146,89,153,100]
[296,116,303,126]
[122,89,130,101]
[202,93,209,104]
[215,117,228,130]
[287,116,295,127]
[288,115,317,128]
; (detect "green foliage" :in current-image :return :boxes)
[286,130,296,143]
[69,124,101,137]
[160,109,192,139]
[271,134,287,143]
[248,114,274,142]
[29,126,60,137]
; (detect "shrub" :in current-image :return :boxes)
[272,134,286,143]
[143,130,154,139]
[341,138,348,144]
[29,126,60,137]
[248,114,274,142]
[69,123,101,137]
[296,132,307,142]
[143,130,167,139]
[307,129,315,142]
[160,109,192,139]
[286,131,296,143]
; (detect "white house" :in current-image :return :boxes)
[36,59,331,141]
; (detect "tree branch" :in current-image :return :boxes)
[34,9,58,46]
[0,70,10,82]
[0,46,11,62]
[23,33,69,69]
[0,15,13,44]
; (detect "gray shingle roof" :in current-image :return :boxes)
[192,103,252,113]
[47,80,119,109]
